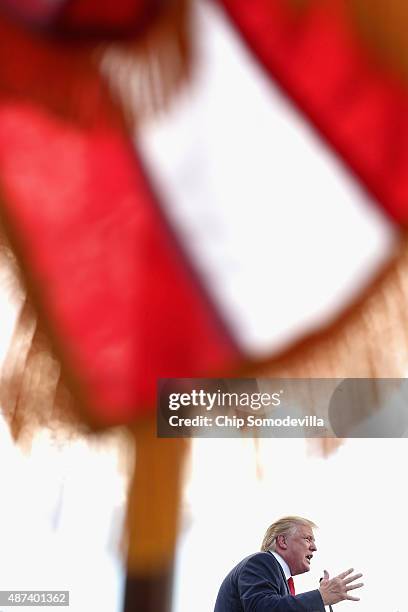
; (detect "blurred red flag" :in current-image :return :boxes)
[1,0,408,431]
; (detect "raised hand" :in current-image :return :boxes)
[319,568,363,606]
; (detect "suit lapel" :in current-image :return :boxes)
[269,552,290,595]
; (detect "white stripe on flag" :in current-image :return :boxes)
[138,1,396,355]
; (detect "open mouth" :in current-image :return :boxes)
[306,555,313,563]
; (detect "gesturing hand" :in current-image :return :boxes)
[319,568,363,605]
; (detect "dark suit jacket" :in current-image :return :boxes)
[213,552,325,612]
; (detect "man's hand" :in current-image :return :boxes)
[319,568,363,605]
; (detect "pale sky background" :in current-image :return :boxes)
[0,424,407,612]
[0,2,405,612]
[176,437,408,612]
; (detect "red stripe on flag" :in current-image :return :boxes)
[0,105,240,426]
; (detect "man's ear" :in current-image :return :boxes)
[276,534,287,550]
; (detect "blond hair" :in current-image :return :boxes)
[261,516,317,552]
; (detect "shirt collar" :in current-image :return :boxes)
[270,551,291,579]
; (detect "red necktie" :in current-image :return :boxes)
[287,577,295,595]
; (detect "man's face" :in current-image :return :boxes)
[278,524,317,576]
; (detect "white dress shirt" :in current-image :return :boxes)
[270,551,291,580]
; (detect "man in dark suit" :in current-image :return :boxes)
[214,516,363,611]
